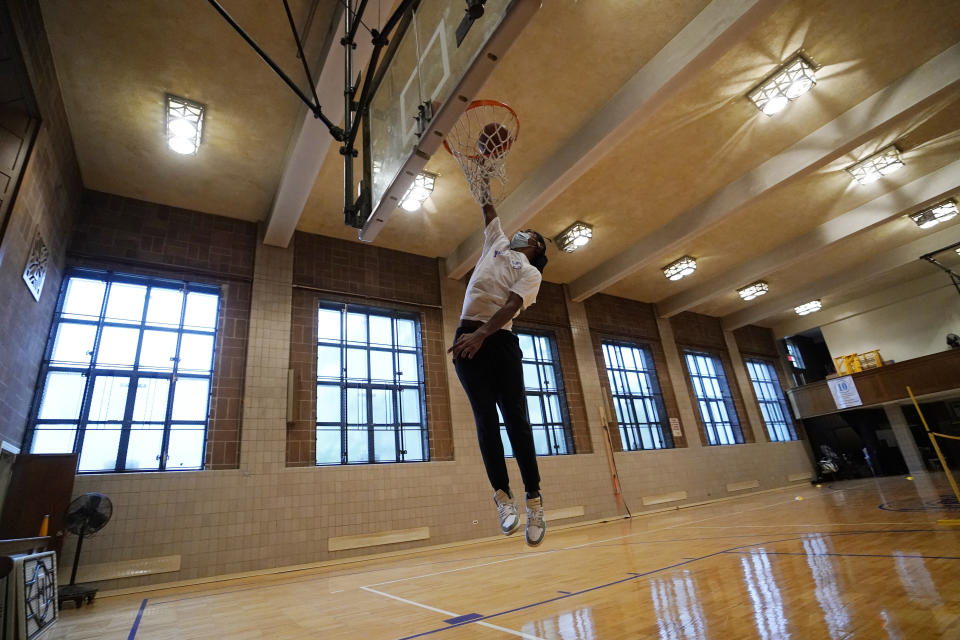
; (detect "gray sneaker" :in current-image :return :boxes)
[494,489,520,536]
[525,494,545,546]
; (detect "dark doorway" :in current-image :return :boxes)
[801,408,908,480]
[783,328,833,386]
[902,399,960,472]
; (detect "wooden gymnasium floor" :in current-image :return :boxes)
[50,475,960,639]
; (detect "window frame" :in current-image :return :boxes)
[745,358,797,442]
[683,349,744,446]
[501,327,575,457]
[314,301,429,465]
[26,268,221,473]
[600,339,673,451]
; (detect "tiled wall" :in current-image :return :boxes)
[67,191,256,469]
[65,241,812,591]
[0,0,81,448]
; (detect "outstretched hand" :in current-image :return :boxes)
[448,329,488,360]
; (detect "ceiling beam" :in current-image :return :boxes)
[262,7,372,248]
[567,42,960,302]
[443,0,786,280]
[657,161,960,317]
[721,225,960,331]
[770,272,952,338]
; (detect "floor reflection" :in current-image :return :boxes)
[894,551,942,606]
[803,534,851,639]
[740,549,789,640]
[650,569,707,640]
[522,606,595,640]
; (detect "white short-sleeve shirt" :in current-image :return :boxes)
[460,218,542,331]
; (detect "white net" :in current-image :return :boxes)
[443,100,520,205]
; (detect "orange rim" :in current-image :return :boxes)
[443,99,520,158]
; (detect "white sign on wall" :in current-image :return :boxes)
[669,418,682,438]
[827,376,862,409]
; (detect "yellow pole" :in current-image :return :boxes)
[907,385,960,525]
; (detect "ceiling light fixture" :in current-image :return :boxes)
[748,52,817,116]
[845,145,904,185]
[399,172,437,212]
[737,280,769,301]
[555,221,593,253]
[663,256,697,281]
[166,94,205,155]
[909,199,958,229]
[794,300,822,316]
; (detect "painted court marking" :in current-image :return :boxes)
[360,586,545,639]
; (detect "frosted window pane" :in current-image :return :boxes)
[400,388,420,423]
[346,313,367,343]
[316,429,341,464]
[374,428,397,462]
[347,348,368,380]
[125,424,163,470]
[346,426,368,462]
[402,428,424,461]
[183,292,219,330]
[316,384,341,423]
[105,283,146,324]
[178,333,214,373]
[369,316,393,346]
[51,323,96,367]
[96,326,140,369]
[31,425,76,454]
[78,424,121,472]
[317,346,341,379]
[88,376,130,422]
[133,378,170,422]
[38,371,86,420]
[167,425,204,469]
[370,350,394,381]
[145,288,183,327]
[139,330,177,371]
[397,319,415,347]
[397,353,418,382]
[172,378,210,421]
[317,309,341,341]
[62,278,106,320]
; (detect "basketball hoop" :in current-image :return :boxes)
[443,100,520,206]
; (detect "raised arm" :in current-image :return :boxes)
[482,202,498,227]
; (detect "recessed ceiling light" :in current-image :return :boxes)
[166,94,205,155]
[399,172,436,212]
[748,52,817,116]
[663,256,697,281]
[794,300,822,316]
[555,221,593,253]
[909,199,958,229]
[845,145,904,185]
[737,280,769,301]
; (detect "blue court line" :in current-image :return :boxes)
[127,599,148,640]
[722,550,960,561]
[557,590,570,595]
[443,613,482,624]
[393,528,940,640]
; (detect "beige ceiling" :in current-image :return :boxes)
[38,0,960,331]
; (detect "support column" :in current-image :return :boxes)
[655,316,702,448]
[239,238,294,475]
[883,403,926,475]
[563,287,614,454]
[723,330,765,442]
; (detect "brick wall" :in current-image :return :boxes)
[0,0,81,448]
[293,231,441,306]
[289,233,453,466]
[583,294,687,451]
[671,312,754,445]
[67,191,256,468]
[733,324,779,358]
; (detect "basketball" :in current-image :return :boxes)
[477,122,513,157]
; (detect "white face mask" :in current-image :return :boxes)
[509,232,531,250]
